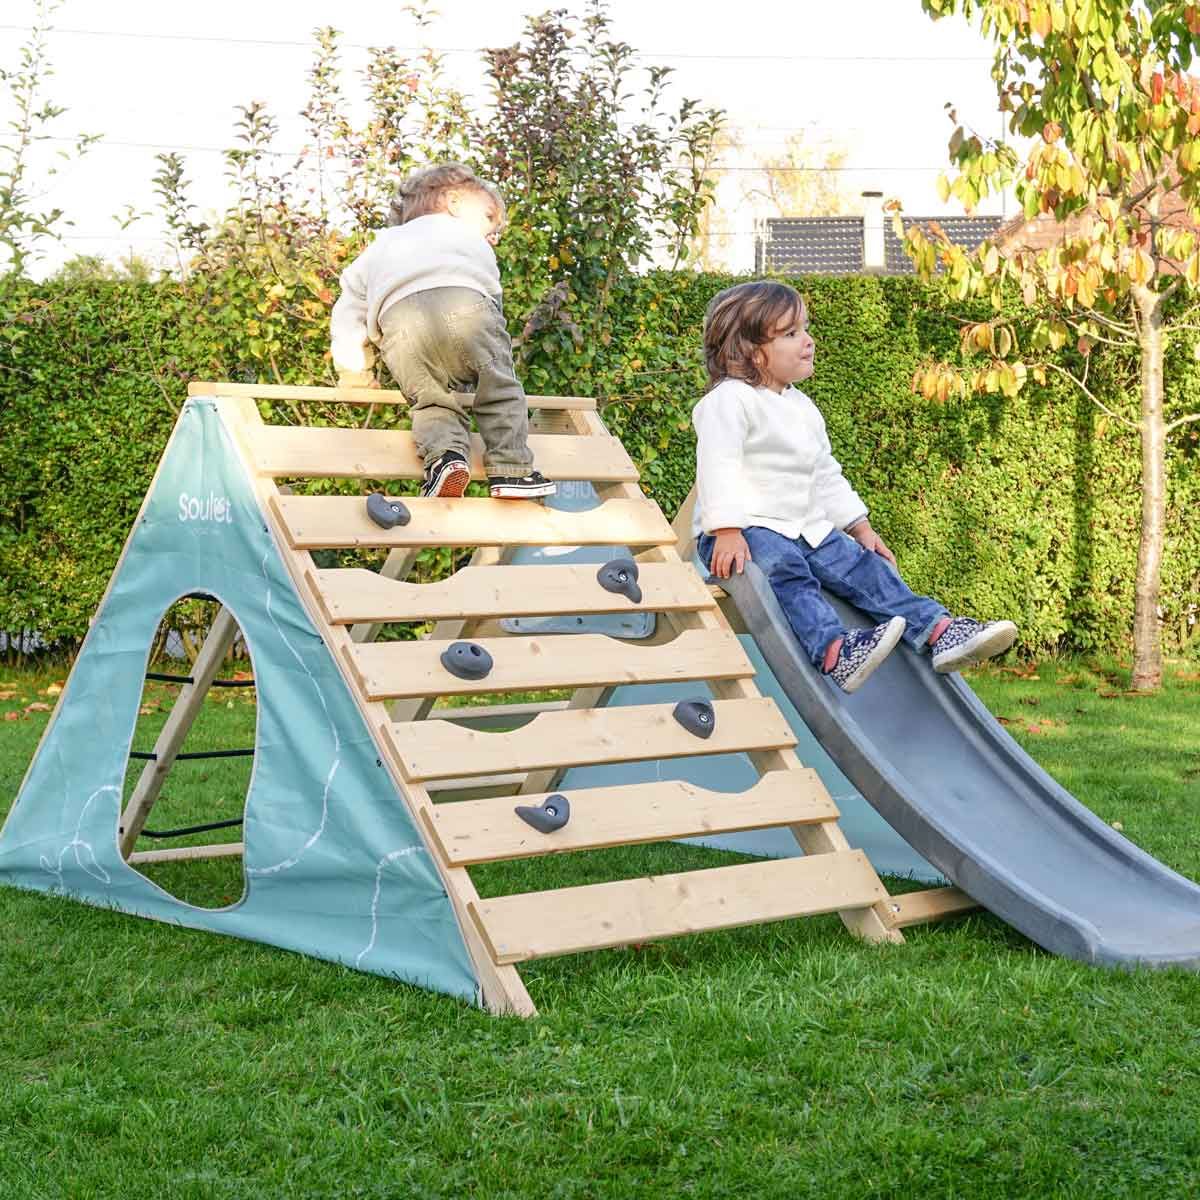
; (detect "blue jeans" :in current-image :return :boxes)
[698,526,947,669]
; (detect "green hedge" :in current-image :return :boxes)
[2,271,1198,657]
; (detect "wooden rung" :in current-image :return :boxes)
[350,628,753,700]
[273,495,675,549]
[309,562,714,624]
[386,696,794,780]
[189,380,595,409]
[883,886,979,929]
[424,771,835,865]
[470,849,887,963]
[245,426,637,482]
[127,842,243,865]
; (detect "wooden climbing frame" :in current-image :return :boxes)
[121,381,975,1016]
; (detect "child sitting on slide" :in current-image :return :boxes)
[693,280,1017,694]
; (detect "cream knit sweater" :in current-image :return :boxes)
[692,378,868,547]
[329,212,502,373]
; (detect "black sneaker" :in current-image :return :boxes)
[488,470,557,499]
[931,617,1018,673]
[420,450,471,499]
[825,616,906,694]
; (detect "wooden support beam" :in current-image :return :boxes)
[127,842,244,865]
[882,886,979,929]
[119,607,241,859]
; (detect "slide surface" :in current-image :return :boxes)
[720,563,1200,969]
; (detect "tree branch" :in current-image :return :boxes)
[1042,362,1139,431]
[1165,411,1200,434]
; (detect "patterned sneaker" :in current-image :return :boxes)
[420,450,471,499]
[488,470,557,499]
[826,616,906,694]
[931,617,1018,673]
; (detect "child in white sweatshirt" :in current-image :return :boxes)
[693,280,1017,693]
[330,163,554,524]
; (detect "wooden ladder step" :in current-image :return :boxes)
[349,628,753,700]
[423,771,835,865]
[470,850,887,963]
[386,696,793,780]
[272,494,675,549]
[309,562,714,624]
[247,426,637,482]
[190,380,595,410]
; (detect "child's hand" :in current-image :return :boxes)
[849,521,896,566]
[710,528,751,579]
[337,371,378,389]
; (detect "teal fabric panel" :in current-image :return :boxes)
[559,636,943,883]
[0,399,478,1004]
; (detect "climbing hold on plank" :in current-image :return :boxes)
[366,492,411,529]
[515,793,571,833]
[596,557,642,603]
[440,641,494,680]
[672,698,715,739]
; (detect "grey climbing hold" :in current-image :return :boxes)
[366,492,411,529]
[440,640,494,680]
[515,793,570,833]
[597,557,642,603]
[673,698,715,739]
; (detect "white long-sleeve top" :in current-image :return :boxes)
[691,378,868,547]
[329,213,502,373]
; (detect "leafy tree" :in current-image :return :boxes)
[476,2,722,391]
[903,0,1200,690]
[0,0,98,276]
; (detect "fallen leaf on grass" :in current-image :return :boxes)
[996,716,1014,725]
[1111,821,1124,832]
[24,702,51,713]
[45,684,62,696]
[138,705,159,716]
[4,711,23,722]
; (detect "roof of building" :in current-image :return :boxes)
[756,214,1004,275]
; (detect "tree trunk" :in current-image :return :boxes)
[1132,284,1166,692]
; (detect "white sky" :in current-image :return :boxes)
[1,0,1018,276]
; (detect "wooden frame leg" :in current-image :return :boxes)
[119,606,241,858]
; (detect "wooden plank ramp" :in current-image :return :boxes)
[309,562,714,624]
[348,629,754,700]
[424,772,836,865]
[272,494,675,549]
[385,697,795,780]
[470,851,888,964]
[188,380,595,410]
[246,426,637,482]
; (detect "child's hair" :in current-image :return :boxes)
[703,280,805,387]
[387,162,506,228]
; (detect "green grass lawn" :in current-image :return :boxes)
[2,656,1199,1199]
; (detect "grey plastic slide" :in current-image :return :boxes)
[719,562,1200,969]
